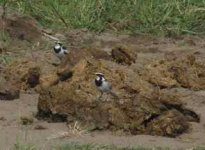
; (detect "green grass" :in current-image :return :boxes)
[14,142,36,150]
[0,0,205,36]
[0,54,11,64]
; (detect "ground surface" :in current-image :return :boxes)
[1,15,205,149]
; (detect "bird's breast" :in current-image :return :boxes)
[54,48,61,53]
[95,79,102,87]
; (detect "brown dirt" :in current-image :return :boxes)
[1,13,205,149]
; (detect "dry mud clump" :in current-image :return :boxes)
[57,45,137,81]
[141,54,205,89]
[3,59,41,90]
[37,53,200,137]
[57,47,111,82]
[111,45,137,65]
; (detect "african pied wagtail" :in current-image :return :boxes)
[53,42,69,60]
[95,73,118,101]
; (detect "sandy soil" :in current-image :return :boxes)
[1,23,205,149]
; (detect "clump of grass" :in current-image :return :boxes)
[1,0,204,36]
[14,141,36,150]
[0,30,12,64]
[46,121,86,140]
[20,116,34,125]
[0,30,12,48]
[58,143,170,150]
[0,54,11,64]
[12,142,205,150]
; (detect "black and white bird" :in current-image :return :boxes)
[53,42,69,60]
[95,73,117,101]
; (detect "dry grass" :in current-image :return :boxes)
[46,121,87,140]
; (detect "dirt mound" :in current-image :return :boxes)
[37,56,199,137]
[142,54,205,89]
[1,14,42,42]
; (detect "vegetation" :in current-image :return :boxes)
[58,144,169,150]
[14,141,36,150]
[12,142,205,150]
[0,0,205,36]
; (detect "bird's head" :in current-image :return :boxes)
[54,42,62,53]
[95,72,106,82]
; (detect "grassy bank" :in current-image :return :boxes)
[1,0,205,36]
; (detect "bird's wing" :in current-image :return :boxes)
[107,81,112,90]
[63,49,69,54]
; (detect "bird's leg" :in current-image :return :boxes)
[110,91,118,100]
[104,93,109,101]
[51,58,61,66]
[97,91,103,101]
